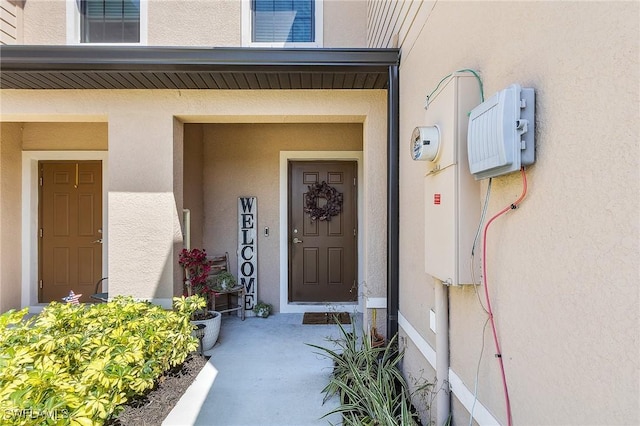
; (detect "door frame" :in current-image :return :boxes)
[22,151,108,311]
[279,151,363,314]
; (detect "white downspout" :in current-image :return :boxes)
[435,277,450,425]
[183,209,191,250]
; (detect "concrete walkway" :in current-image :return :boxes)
[164,313,355,426]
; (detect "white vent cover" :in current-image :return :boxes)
[467,84,535,180]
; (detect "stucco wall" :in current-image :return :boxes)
[22,0,66,44]
[395,1,639,425]
[148,0,241,46]
[172,118,185,296]
[324,0,366,47]
[183,124,205,250]
[22,122,108,150]
[201,123,362,312]
[0,122,22,312]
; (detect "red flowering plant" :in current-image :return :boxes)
[178,248,218,312]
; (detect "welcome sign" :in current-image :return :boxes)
[238,197,257,314]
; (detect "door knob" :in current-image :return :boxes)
[92,239,103,244]
[292,237,304,244]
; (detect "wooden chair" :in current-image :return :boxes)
[208,252,245,320]
[209,253,230,277]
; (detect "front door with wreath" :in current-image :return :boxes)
[288,161,358,303]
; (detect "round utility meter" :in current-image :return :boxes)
[410,126,440,161]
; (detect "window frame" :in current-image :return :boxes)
[66,0,148,45]
[242,0,323,48]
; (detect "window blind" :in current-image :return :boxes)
[253,0,314,43]
[81,0,140,43]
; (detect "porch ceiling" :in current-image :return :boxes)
[0,46,400,90]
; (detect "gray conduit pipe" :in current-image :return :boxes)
[435,278,451,425]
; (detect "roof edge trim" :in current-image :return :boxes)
[0,46,400,71]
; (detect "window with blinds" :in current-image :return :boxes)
[252,0,314,43]
[81,0,140,43]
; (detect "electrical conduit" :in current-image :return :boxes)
[435,277,450,425]
[482,167,528,426]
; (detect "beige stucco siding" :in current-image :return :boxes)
[148,0,241,46]
[324,0,366,47]
[22,0,65,44]
[183,124,205,250]
[200,123,363,312]
[0,123,22,312]
[396,1,639,424]
[21,122,108,150]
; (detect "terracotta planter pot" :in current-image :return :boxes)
[191,311,221,350]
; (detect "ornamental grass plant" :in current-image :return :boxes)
[0,295,203,425]
[308,320,430,426]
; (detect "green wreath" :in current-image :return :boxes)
[304,181,343,221]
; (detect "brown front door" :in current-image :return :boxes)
[39,161,103,303]
[289,161,357,302]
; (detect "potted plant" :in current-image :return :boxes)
[190,305,221,351]
[178,249,221,350]
[215,271,237,291]
[174,295,221,351]
[253,301,272,318]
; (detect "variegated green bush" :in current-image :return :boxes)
[0,295,204,425]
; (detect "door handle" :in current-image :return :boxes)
[292,237,304,244]
[92,239,103,244]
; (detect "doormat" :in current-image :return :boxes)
[303,312,351,325]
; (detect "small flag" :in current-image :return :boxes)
[62,290,82,305]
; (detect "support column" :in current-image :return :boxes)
[0,123,22,312]
[362,92,389,338]
[107,112,182,307]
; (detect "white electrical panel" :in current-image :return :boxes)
[423,74,481,285]
[467,84,535,180]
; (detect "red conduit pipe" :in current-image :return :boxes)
[482,167,528,426]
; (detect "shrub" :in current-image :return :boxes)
[0,296,202,425]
